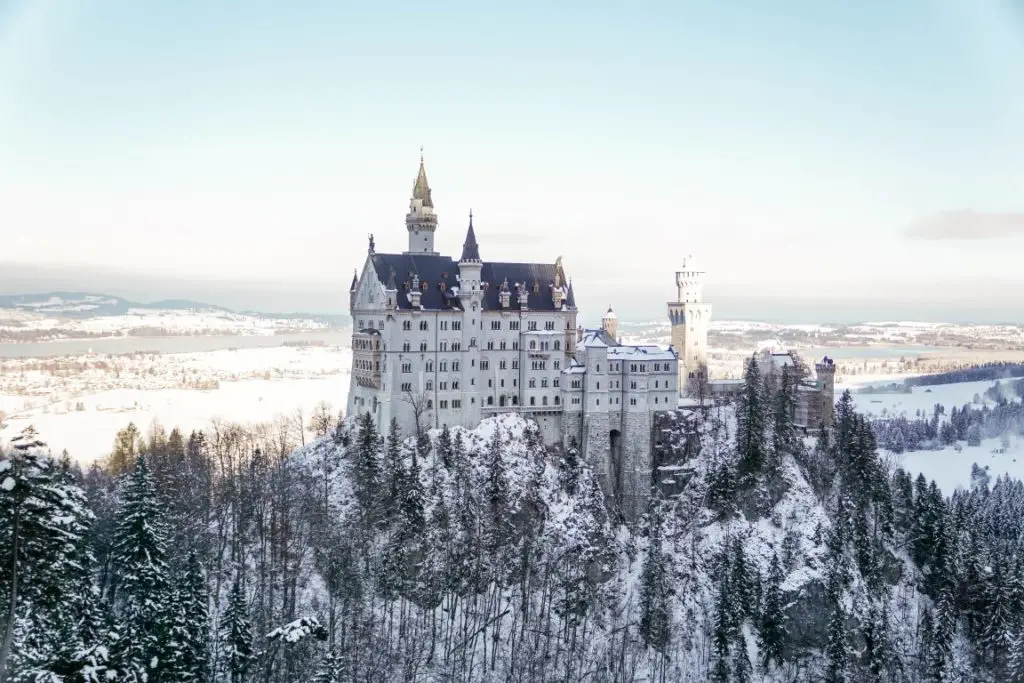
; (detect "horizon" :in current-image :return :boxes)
[2,1,1024,321]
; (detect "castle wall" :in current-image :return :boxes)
[620,410,653,521]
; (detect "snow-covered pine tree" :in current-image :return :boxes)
[220,573,253,683]
[638,502,670,654]
[770,368,798,472]
[354,412,381,523]
[110,453,175,681]
[384,418,406,521]
[165,550,210,681]
[758,551,786,671]
[736,355,768,486]
[0,427,95,681]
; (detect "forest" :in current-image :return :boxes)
[3,358,1024,681]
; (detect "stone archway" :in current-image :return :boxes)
[609,429,624,502]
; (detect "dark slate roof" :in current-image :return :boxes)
[369,252,573,312]
[371,253,462,311]
[480,261,563,311]
[566,280,576,308]
[460,215,481,262]
[349,270,358,291]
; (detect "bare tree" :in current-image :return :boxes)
[402,390,432,445]
[309,400,335,439]
[685,363,710,406]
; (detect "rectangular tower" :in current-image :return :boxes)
[667,256,711,395]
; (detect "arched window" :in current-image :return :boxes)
[554,396,560,405]
[487,396,494,406]
[529,340,536,350]
[542,396,548,406]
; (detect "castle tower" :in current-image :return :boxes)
[405,151,438,255]
[814,357,837,428]
[458,211,484,426]
[601,305,618,339]
[667,255,712,395]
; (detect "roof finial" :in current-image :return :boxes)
[420,145,424,164]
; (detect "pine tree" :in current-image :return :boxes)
[770,369,798,472]
[824,601,850,683]
[110,454,175,681]
[484,428,509,557]
[312,649,341,683]
[384,417,406,517]
[166,550,209,681]
[638,504,671,654]
[220,574,253,683]
[758,551,786,671]
[736,355,768,485]
[354,412,381,525]
[710,575,733,683]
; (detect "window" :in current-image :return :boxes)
[572,379,582,389]
[488,379,493,387]
[512,360,519,369]
[440,341,448,351]
[420,320,428,331]
[596,381,600,389]
[491,320,501,330]
[452,321,462,330]
[596,364,600,372]
[530,396,536,406]
[512,341,519,350]
[452,380,459,390]
[630,398,637,406]
[480,360,490,370]
[403,342,411,352]
[554,340,561,351]
[440,381,448,390]
[541,378,548,388]
[542,396,548,405]
[641,364,647,372]
[500,360,507,370]
[512,379,517,387]
[509,321,520,331]
[420,341,428,352]
[440,321,449,331]
[487,396,494,405]
[453,361,461,371]
[529,340,536,350]
[596,399,600,406]
[631,381,637,389]
[403,320,411,331]
[426,380,433,390]
[440,361,448,372]
[654,363,660,371]
[452,341,461,351]
[529,378,536,388]
[528,321,538,331]
[487,341,495,350]
[553,378,559,387]
[655,397,659,404]
[655,380,659,388]
[470,337,476,348]
[427,399,433,409]
[500,341,507,350]
[440,400,449,409]
[631,364,636,372]
[401,382,412,391]
[426,361,434,372]
[402,363,412,373]
[554,360,560,370]
[500,379,505,387]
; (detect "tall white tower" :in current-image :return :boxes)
[405,152,438,254]
[667,255,712,394]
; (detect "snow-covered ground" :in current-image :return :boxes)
[0,307,328,339]
[851,378,1024,495]
[0,345,353,464]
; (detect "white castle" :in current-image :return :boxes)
[348,156,710,517]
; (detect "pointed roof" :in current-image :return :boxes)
[412,153,433,207]
[460,210,481,262]
[566,280,577,308]
[386,267,398,291]
[349,269,358,292]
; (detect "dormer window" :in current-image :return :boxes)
[421,281,428,291]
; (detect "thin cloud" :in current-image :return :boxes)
[906,210,1024,240]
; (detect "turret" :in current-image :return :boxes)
[815,356,837,427]
[348,269,358,311]
[409,272,422,309]
[385,268,398,309]
[405,151,438,255]
[601,305,618,339]
[458,211,483,308]
[668,254,712,396]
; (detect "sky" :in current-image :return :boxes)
[1,0,1024,322]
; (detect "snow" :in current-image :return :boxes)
[2,476,14,491]
[851,377,1024,493]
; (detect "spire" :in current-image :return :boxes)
[412,151,433,208]
[349,269,358,292]
[566,280,576,308]
[386,268,397,291]
[460,209,481,262]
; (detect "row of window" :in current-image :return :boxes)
[353,338,381,351]
[398,319,464,332]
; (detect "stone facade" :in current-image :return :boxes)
[347,157,679,520]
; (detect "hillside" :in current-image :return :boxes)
[3,363,1024,681]
[0,291,346,342]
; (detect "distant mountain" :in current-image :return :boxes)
[0,292,349,325]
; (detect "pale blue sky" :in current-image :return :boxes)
[1,0,1023,318]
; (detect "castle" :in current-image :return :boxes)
[347,156,834,517]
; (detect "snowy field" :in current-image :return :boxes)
[852,378,1024,495]
[0,346,353,464]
